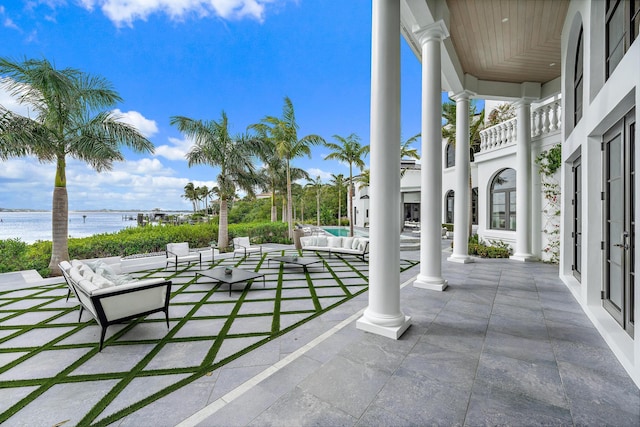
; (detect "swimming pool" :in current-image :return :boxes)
[323,227,368,237]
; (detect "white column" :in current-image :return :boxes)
[448,92,473,264]
[413,21,449,291]
[511,100,536,261]
[356,0,410,339]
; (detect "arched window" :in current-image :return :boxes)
[574,26,583,125]
[471,187,478,225]
[445,142,455,168]
[445,190,454,224]
[490,168,516,230]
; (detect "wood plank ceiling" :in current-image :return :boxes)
[447,0,570,84]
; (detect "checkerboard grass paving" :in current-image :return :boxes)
[0,250,418,425]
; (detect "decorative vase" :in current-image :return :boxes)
[224,267,232,275]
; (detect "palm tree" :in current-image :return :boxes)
[182,182,198,212]
[250,96,325,239]
[288,167,310,221]
[171,111,257,250]
[306,176,323,227]
[0,57,154,275]
[400,133,421,177]
[329,173,346,226]
[254,138,287,222]
[197,185,209,212]
[323,133,369,237]
[298,185,308,224]
[354,169,370,190]
[441,98,485,235]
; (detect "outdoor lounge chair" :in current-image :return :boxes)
[166,242,203,271]
[232,237,263,258]
[59,260,172,351]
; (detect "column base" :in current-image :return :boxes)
[356,315,412,339]
[510,253,537,262]
[447,254,474,264]
[414,274,448,291]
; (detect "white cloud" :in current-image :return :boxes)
[306,168,332,181]
[0,6,20,31]
[4,17,19,30]
[0,80,40,118]
[78,0,277,27]
[155,136,193,161]
[112,109,158,138]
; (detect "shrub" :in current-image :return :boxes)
[467,236,511,258]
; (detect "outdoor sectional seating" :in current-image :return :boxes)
[59,260,172,351]
[300,235,369,262]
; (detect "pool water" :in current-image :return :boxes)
[324,227,349,237]
[323,227,368,237]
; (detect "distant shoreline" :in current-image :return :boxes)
[0,209,192,213]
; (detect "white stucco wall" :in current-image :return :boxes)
[560,0,640,386]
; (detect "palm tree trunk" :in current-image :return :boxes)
[219,198,229,249]
[316,193,320,226]
[282,198,286,222]
[270,180,277,222]
[286,162,293,239]
[338,187,341,226]
[348,165,354,237]
[48,156,69,275]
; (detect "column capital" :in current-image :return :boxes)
[449,90,475,102]
[412,20,449,45]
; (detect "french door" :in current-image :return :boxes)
[603,110,635,336]
[572,157,582,281]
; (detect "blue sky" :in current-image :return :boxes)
[0,0,470,211]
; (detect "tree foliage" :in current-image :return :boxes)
[0,57,154,274]
[171,111,258,249]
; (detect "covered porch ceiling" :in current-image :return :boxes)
[401,0,570,100]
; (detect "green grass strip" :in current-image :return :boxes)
[76,281,218,426]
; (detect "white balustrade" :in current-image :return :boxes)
[479,100,561,154]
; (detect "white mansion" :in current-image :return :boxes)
[356,0,640,387]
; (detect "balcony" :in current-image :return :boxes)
[479,99,562,154]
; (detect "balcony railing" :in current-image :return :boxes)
[479,100,562,153]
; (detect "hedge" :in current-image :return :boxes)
[0,221,289,277]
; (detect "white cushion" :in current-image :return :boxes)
[70,267,84,284]
[71,260,84,268]
[95,262,117,277]
[358,241,368,252]
[168,242,189,256]
[112,273,135,285]
[59,260,73,273]
[342,237,354,249]
[316,236,328,247]
[78,264,96,280]
[235,237,250,247]
[77,278,99,294]
[351,238,360,250]
[91,274,115,289]
[85,260,102,271]
[328,237,342,248]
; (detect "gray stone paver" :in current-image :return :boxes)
[197,247,639,427]
[1,243,639,426]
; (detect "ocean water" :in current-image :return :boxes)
[0,211,140,244]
